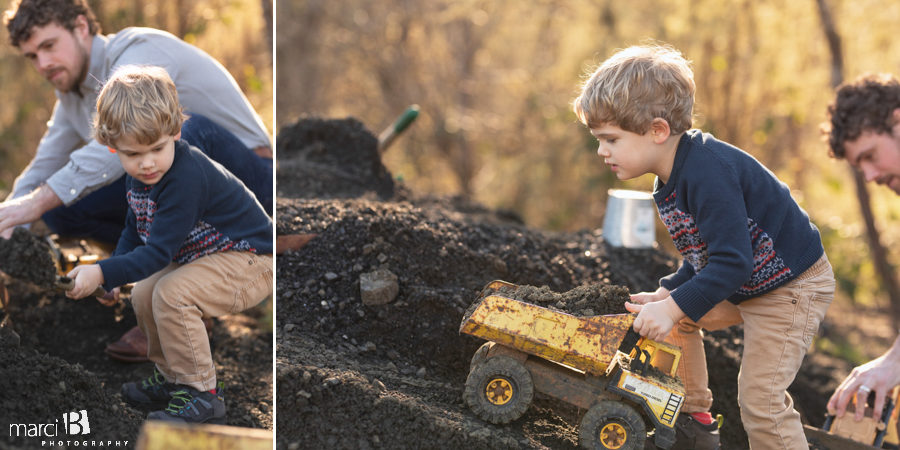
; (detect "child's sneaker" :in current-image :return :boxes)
[121,368,178,408]
[671,412,721,450]
[147,383,226,424]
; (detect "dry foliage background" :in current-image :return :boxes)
[278,0,900,363]
[0,0,273,196]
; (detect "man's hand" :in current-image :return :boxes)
[827,335,900,420]
[0,185,62,238]
[624,296,685,341]
[65,264,104,300]
[629,286,671,305]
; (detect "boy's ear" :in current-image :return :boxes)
[174,131,182,141]
[649,118,671,143]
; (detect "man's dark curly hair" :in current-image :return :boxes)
[3,0,100,47]
[824,73,900,159]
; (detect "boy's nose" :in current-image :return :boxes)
[596,145,610,158]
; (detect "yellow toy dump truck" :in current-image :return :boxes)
[804,387,900,450]
[460,280,686,450]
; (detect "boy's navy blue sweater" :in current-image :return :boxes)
[98,140,272,289]
[654,130,824,321]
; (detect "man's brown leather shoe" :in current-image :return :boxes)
[106,319,215,363]
[105,325,149,363]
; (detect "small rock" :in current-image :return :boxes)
[376,253,389,263]
[324,272,339,281]
[323,377,341,387]
[359,269,399,305]
[386,349,401,360]
[288,443,300,450]
[284,323,297,333]
[372,379,386,392]
[416,367,426,378]
[302,371,312,382]
[59,381,66,392]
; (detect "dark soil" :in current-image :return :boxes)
[492,284,631,316]
[276,117,395,200]
[0,228,57,289]
[0,241,272,449]
[274,116,850,450]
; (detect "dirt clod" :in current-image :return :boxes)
[0,228,57,289]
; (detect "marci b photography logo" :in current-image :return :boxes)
[7,409,130,448]
[8,409,90,438]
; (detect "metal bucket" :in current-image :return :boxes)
[602,189,656,248]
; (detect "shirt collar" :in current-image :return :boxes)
[77,34,109,97]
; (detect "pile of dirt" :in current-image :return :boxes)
[0,246,273,448]
[276,117,395,200]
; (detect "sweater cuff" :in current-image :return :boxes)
[98,259,124,291]
[670,283,718,322]
[660,276,681,292]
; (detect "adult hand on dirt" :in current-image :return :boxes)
[65,264,104,300]
[827,335,900,420]
[624,296,684,341]
[0,186,62,239]
[629,286,670,305]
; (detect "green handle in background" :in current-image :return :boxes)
[378,105,420,153]
[392,105,419,133]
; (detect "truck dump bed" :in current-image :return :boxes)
[460,280,635,376]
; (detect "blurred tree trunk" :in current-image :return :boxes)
[262,0,272,60]
[816,0,900,328]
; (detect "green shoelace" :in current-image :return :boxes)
[141,369,167,389]
[164,390,193,415]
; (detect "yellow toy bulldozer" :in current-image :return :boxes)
[460,280,686,449]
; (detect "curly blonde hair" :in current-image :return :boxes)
[94,65,187,147]
[574,44,695,134]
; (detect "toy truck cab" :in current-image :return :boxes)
[460,280,686,449]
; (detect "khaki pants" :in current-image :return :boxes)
[132,251,273,391]
[665,254,834,450]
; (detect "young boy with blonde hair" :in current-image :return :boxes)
[65,65,273,424]
[574,44,834,449]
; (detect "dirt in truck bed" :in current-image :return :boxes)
[275,116,850,450]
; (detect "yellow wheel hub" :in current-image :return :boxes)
[485,377,513,405]
[599,422,627,449]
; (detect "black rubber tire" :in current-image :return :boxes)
[464,355,534,424]
[468,342,493,373]
[579,401,646,450]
